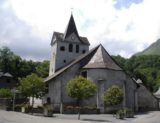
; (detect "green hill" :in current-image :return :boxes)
[135,39,160,56]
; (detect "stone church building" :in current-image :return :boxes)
[44,14,158,113]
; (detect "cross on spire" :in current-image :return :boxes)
[71,7,73,14]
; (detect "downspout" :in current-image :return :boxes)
[60,80,63,114]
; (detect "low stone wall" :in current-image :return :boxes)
[0,98,11,110]
[63,107,100,114]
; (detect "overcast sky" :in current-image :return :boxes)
[0,0,160,61]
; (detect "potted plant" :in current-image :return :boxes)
[43,104,53,117]
[21,103,32,113]
[116,109,125,119]
[123,108,134,118]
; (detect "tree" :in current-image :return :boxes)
[104,85,123,106]
[19,73,46,108]
[66,76,96,120]
[36,60,49,78]
[0,46,15,72]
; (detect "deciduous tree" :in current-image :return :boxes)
[19,73,46,108]
[66,76,96,120]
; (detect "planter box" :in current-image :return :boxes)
[116,114,125,119]
[63,108,100,114]
[0,98,11,111]
[43,108,53,117]
[125,112,134,118]
[21,107,25,113]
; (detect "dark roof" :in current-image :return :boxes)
[0,72,13,78]
[64,14,79,39]
[136,79,143,84]
[154,88,160,97]
[50,14,90,46]
[3,73,13,77]
[154,88,160,98]
[83,44,122,70]
[45,45,100,82]
[51,32,90,45]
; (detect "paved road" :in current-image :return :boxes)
[0,110,160,123]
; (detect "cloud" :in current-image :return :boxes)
[1,0,160,60]
[0,0,50,61]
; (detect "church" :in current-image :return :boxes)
[44,14,159,113]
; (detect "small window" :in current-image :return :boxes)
[47,97,51,104]
[69,44,73,52]
[60,46,65,51]
[81,71,87,78]
[63,60,66,63]
[76,45,79,53]
[82,50,86,54]
[7,79,11,83]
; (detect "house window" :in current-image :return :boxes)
[69,44,73,52]
[64,60,66,63]
[81,71,87,78]
[7,79,11,83]
[60,46,65,51]
[76,45,79,53]
[82,50,86,54]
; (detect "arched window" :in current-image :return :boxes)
[76,45,79,53]
[60,46,65,51]
[69,44,73,52]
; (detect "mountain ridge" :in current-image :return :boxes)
[134,39,160,56]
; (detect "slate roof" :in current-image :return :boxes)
[51,32,90,45]
[136,79,143,84]
[154,88,160,98]
[83,44,122,70]
[3,73,13,77]
[63,14,79,39]
[50,14,90,45]
[0,72,13,78]
[45,44,123,82]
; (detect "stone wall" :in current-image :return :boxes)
[0,98,11,110]
[86,69,137,113]
[137,84,159,111]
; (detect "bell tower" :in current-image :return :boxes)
[49,14,90,76]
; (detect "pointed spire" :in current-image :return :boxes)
[63,14,79,39]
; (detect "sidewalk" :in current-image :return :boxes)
[1,110,160,123]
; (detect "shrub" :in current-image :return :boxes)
[104,85,123,106]
[116,109,125,119]
[0,88,13,98]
